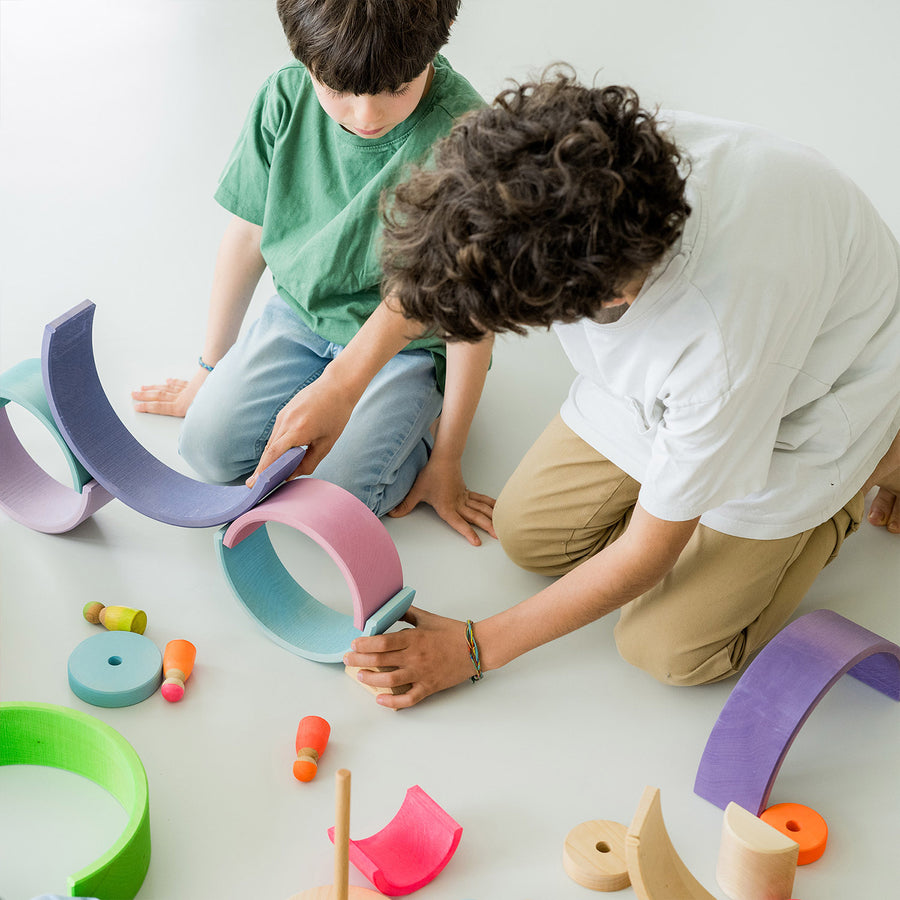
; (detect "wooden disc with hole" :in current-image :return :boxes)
[563,819,630,891]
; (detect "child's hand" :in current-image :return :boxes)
[388,455,496,545]
[246,371,356,487]
[344,608,478,709]
[132,367,209,418]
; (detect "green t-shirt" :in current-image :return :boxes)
[214,55,484,386]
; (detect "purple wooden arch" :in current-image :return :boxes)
[42,301,304,528]
[694,609,900,815]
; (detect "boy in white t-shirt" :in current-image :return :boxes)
[343,71,900,708]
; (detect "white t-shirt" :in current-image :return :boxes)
[558,111,900,540]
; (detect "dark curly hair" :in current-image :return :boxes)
[277,0,459,95]
[382,70,691,340]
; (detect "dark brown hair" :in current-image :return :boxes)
[382,69,691,340]
[277,0,460,95]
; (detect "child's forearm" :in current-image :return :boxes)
[322,295,425,400]
[476,505,700,672]
[430,335,494,462]
[201,215,267,365]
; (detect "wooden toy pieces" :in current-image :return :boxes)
[83,601,147,634]
[760,803,827,866]
[287,769,389,900]
[294,715,331,782]
[42,300,304,528]
[1,702,151,899]
[716,802,798,900]
[161,639,196,702]
[0,357,113,534]
[566,789,802,900]
[216,478,415,663]
[327,785,462,896]
[694,609,900,816]
[68,632,162,708]
[625,786,715,900]
[563,819,630,891]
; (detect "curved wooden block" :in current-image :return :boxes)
[0,358,113,532]
[716,802,798,900]
[625,786,715,900]
[0,701,150,899]
[694,609,900,815]
[41,300,304,527]
[327,786,462,896]
[217,479,414,662]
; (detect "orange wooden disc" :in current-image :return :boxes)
[761,802,828,865]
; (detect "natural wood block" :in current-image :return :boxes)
[563,819,630,891]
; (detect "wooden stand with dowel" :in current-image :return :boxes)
[287,769,389,900]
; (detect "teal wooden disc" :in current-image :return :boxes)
[68,632,162,708]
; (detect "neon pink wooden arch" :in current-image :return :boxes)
[328,785,462,896]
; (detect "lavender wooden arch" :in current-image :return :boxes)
[42,301,303,528]
[694,609,900,815]
[0,357,113,533]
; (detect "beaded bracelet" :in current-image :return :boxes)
[465,619,483,682]
[198,356,214,373]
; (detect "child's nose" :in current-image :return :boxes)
[354,95,382,125]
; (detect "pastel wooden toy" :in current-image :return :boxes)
[0,357,113,533]
[760,803,828,865]
[83,601,147,634]
[287,769,389,900]
[216,478,415,663]
[68,631,163,708]
[41,300,305,527]
[625,786,715,900]
[562,819,630,891]
[0,701,150,898]
[161,639,196,702]
[694,610,900,815]
[716,802,798,900]
[294,715,331,782]
[327,785,462,896]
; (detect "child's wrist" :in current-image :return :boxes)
[321,350,372,402]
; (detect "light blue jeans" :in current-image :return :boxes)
[179,295,442,516]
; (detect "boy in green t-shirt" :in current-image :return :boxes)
[132,0,495,545]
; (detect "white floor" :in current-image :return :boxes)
[1,2,899,898]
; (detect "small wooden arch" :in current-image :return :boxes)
[0,357,113,532]
[694,609,900,815]
[217,478,414,662]
[328,785,462,896]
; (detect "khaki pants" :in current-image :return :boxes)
[493,414,864,685]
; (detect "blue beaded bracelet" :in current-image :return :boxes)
[198,356,214,373]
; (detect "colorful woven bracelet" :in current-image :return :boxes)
[198,355,215,373]
[465,619,483,682]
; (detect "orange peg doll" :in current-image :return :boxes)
[83,601,147,634]
[161,639,196,702]
[293,715,331,782]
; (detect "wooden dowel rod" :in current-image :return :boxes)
[334,769,351,900]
